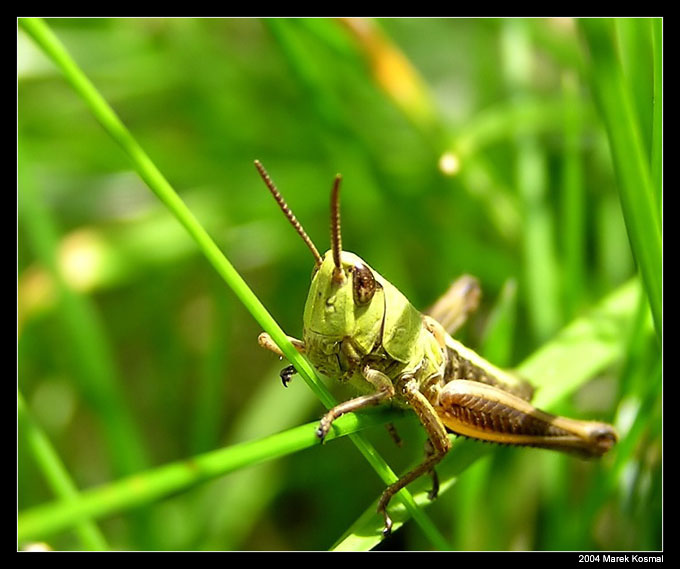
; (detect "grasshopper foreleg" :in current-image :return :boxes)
[257,332,306,357]
[258,332,306,386]
[377,377,451,536]
[279,365,297,387]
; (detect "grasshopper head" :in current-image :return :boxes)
[303,249,384,339]
[254,160,385,360]
[302,171,385,343]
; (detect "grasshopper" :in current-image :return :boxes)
[254,161,618,535]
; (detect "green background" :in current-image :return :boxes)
[18,18,661,551]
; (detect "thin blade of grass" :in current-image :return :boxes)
[17,408,403,543]
[650,18,662,206]
[479,278,518,367]
[18,392,108,551]
[560,72,587,319]
[579,18,662,340]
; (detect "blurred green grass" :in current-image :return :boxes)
[18,18,661,551]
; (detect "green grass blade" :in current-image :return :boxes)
[650,18,662,205]
[17,408,402,543]
[478,278,518,367]
[519,278,640,406]
[18,17,447,550]
[560,72,587,319]
[579,18,662,340]
[18,392,108,551]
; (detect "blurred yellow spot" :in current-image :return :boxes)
[58,229,105,291]
[438,152,461,176]
[18,265,56,333]
[21,542,53,552]
[340,18,436,127]
[547,17,575,32]
[374,46,422,112]
[18,228,109,335]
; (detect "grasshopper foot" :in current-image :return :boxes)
[316,417,331,442]
[377,489,395,537]
[316,385,394,445]
[379,507,393,537]
[280,364,297,387]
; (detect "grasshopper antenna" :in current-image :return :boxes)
[330,174,344,283]
[254,160,323,268]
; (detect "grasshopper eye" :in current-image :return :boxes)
[352,262,376,305]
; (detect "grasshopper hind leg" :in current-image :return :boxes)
[426,275,481,336]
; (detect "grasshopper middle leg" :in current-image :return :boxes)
[316,365,395,441]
